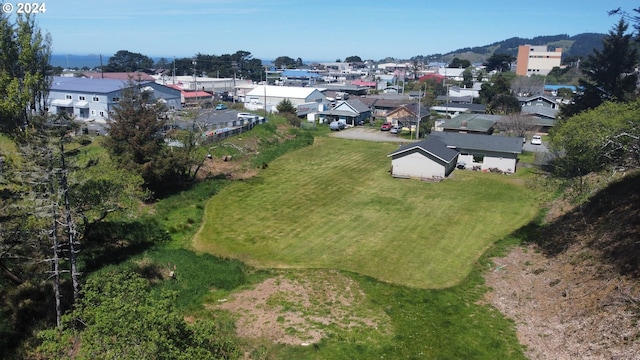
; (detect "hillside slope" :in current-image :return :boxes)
[485,171,640,359]
[419,33,605,64]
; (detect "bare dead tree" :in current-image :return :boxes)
[497,113,536,138]
[47,149,63,328]
[511,76,546,97]
[59,141,80,302]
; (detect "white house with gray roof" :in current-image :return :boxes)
[318,98,371,126]
[387,137,459,180]
[48,76,181,123]
[430,132,523,174]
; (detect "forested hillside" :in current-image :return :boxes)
[412,33,605,64]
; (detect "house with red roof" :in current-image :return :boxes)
[165,84,214,106]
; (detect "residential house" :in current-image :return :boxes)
[48,76,181,123]
[154,75,246,96]
[385,103,430,130]
[437,67,466,82]
[165,84,214,106]
[447,85,481,99]
[518,94,560,117]
[430,132,522,174]
[387,137,459,180]
[430,102,486,118]
[280,70,320,86]
[318,98,371,126]
[358,97,410,123]
[544,84,577,97]
[438,113,498,134]
[419,73,445,83]
[516,94,561,133]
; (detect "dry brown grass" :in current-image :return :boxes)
[485,171,640,359]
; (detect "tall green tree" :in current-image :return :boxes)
[0,13,52,134]
[551,99,640,177]
[276,98,295,114]
[448,57,471,68]
[181,51,264,82]
[483,53,515,72]
[274,56,295,69]
[154,57,170,70]
[462,68,473,88]
[478,73,521,114]
[104,50,154,72]
[102,84,195,196]
[35,270,239,359]
[345,55,363,63]
[560,18,638,117]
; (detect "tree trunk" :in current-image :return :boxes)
[60,142,80,302]
[0,261,24,285]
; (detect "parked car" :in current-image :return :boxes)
[390,126,401,134]
[381,122,392,131]
[329,121,342,131]
[215,103,227,110]
[531,135,542,145]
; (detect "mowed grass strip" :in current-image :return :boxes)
[194,136,537,288]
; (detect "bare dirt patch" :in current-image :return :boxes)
[196,156,258,181]
[211,270,391,346]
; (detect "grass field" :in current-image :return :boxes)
[194,136,538,288]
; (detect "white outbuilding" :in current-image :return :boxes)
[243,85,328,113]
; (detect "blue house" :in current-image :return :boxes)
[48,76,181,123]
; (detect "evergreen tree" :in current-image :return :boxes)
[104,50,154,72]
[102,84,194,196]
[0,13,52,134]
[276,98,295,114]
[561,19,638,117]
[483,53,515,72]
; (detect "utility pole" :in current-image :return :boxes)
[232,61,238,104]
[192,58,198,103]
[417,94,421,139]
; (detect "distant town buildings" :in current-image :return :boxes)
[515,45,562,76]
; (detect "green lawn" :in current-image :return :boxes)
[194,136,538,288]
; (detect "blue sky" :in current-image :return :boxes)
[23,0,632,61]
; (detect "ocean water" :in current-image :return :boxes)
[49,54,302,69]
[49,54,174,69]
[50,54,111,69]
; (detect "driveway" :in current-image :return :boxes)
[330,127,417,143]
[523,140,549,153]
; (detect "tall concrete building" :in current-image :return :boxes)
[515,45,562,76]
